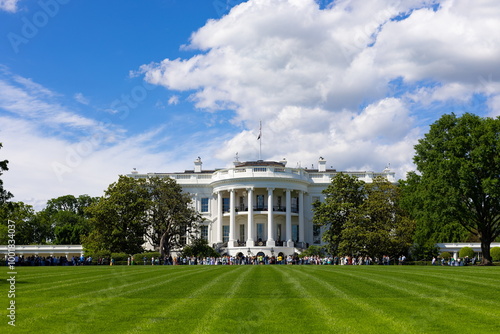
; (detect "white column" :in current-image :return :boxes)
[286,189,293,247]
[247,188,254,247]
[267,188,275,246]
[216,191,222,244]
[228,189,236,247]
[299,191,305,245]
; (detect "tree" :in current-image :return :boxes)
[407,113,500,265]
[0,202,52,244]
[313,174,414,259]
[401,172,470,260]
[356,177,414,259]
[145,177,202,258]
[0,142,13,205]
[182,238,219,258]
[83,176,150,255]
[41,194,98,244]
[312,173,366,256]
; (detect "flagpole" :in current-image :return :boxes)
[258,121,262,160]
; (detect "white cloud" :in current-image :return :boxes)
[0,114,184,210]
[0,76,99,132]
[168,95,180,105]
[138,0,500,178]
[74,92,90,105]
[0,72,187,209]
[0,0,19,13]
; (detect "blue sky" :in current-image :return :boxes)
[1,0,499,209]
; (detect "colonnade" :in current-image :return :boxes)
[214,187,305,248]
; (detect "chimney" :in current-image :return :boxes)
[194,157,202,173]
[318,157,326,172]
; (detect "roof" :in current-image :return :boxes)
[234,160,286,167]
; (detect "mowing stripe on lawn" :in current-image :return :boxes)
[25,267,154,294]
[125,266,247,334]
[190,265,254,334]
[380,267,500,290]
[286,266,416,333]
[272,265,349,332]
[21,266,216,321]
[353,267,500,303]
[314,267,500,319]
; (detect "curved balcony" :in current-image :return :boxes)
[211,166,310,184]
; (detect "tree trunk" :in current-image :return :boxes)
[480,238,493,266]
[159,232,170,258]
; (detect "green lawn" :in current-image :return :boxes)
[1,265,499,333]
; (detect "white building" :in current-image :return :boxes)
[129,157,396,257]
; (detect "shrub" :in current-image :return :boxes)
[134,252,161,264]
[459,247,475,259]
[181,239,219,258]
[491,247,500,262]
[86,250,111,260]
[440,251,451,259]
[110,252,128,261]
[299,245,325,258]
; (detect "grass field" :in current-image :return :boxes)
[1,265,500,334]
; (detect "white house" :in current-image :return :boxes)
[129,157,396,257]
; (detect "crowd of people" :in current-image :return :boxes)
[432,256,476,266]
[4,254,478,266]
[5,254,93,266]
[137,254,406,266]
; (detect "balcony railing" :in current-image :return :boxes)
[222,205,299,213]
[223,205,299,213]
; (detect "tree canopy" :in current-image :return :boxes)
[84,176,150,255]
[313,173,414,259]
[403,113,500,265]
[145,177,202,257]
[83,176,203,256]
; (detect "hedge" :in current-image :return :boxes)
[459,247,475,259]
[491,247,500,262]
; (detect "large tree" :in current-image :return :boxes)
[145,177,202,258]
[313,174,414,259]
[312,173,366,256]
[401,172,470,260]
[0,202,52,244]
[83,176,150,255]
[41,194,98,244]
[407,113,500,265]
[358,177,415,259]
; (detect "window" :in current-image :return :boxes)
[223,198,230,213]
[277,196,282,211]
[201,198,209,212]
[257,223,264,241]
[239,224,245,242]
[239,196,245,211]
[256,195,264,210]
[223,225,229,243]
[201,225,209,241]
[276,224,282,241]
[291,197,299,213]
[313,225,321,244]
[292,225,299,242]
[179,225,187,246]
